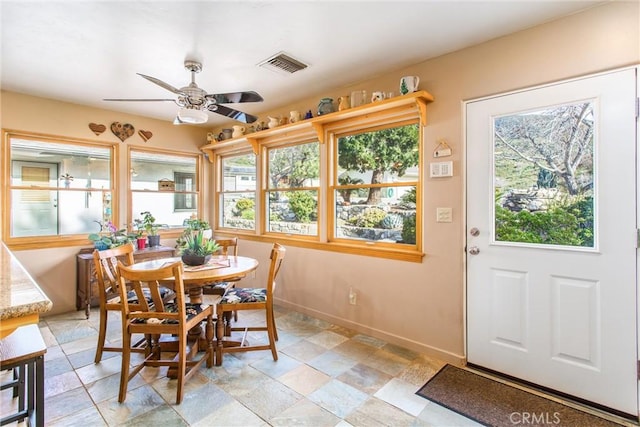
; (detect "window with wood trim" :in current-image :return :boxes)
[331,122,420,247]
[2,131,116,247]
[265,140,320,237]
[129,148,201,229]
[217,152,257,231]
[206,91,430,261]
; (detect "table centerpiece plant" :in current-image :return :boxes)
[176,218,220,266]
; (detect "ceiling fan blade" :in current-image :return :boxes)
[103,98,176,102]
[206,91,264,104]
[137,73,184,95]
[208,104,258,123]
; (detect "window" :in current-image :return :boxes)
[206,91,430,261]
[174,171,196,211]
[3,132,115,246]
[332,123,420,247]
[217,152,257,231]
[265,141,320,237]
[129,148,200,229]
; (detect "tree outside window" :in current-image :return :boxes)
[266,142,320,236]
[334,123,420,245]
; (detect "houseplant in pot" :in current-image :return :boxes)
[88,220,133,250]
[135,211,161,247]
[176,218,220,266]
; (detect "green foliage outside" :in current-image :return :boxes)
[495,196,593,247]
[402,215,416,244]
[349,207,386,228]
[288,191,317,223]
[234,197,254,220]
[338,124,419,204]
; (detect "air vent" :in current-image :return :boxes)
[258,52,308,74]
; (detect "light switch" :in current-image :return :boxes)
[436,207,452,223]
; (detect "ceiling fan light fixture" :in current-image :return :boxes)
[178,107,208,124]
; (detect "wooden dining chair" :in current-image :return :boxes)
[116,260,215,404]
[92,243,175,363]
[215,243,286,366]
[202,237,240,321]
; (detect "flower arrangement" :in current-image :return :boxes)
[88,220,134,250]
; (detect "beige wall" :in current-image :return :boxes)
[2,2,638,363]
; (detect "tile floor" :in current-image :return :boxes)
[5,304,631,426]
[1,304,484,426]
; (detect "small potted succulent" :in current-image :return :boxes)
[176,217,219,266]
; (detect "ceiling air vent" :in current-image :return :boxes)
[258,52,308,75]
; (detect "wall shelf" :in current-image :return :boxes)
[200,90,434,161]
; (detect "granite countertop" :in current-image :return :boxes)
[0,243,53,321]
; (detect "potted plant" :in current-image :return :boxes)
[177,218,220,266]
[135,211,161,247]
[88,221,133,250]
[131,222,147,250]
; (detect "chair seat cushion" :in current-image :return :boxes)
[220,288,266,304]
[126,286,173,304]
[131,303,206,324]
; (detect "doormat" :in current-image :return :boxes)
[416,365,623,427]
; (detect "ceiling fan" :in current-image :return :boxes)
[104,60,263,125]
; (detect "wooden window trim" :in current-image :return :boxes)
[207,91,433,262]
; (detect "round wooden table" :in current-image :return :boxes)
[128,255,259,373]
[129,255,259,304]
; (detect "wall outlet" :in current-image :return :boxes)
[349,288,357,305]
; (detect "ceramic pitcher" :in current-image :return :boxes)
[338,96,350,111]
[232,125,246,138]
[289,110,302,123]
[400,76,420,95]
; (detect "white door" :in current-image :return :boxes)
[466,68,638,415]
[11,161,59,236]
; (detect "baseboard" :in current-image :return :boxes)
[274,298,465,366]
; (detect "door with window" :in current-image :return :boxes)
[466,68,638,415]
[11,161,59,236]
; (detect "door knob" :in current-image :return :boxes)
[469,227,480,236]
[468,246,480,255]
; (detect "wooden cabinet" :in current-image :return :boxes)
[76,246,175,318]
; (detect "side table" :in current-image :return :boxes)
[76,245,175,318]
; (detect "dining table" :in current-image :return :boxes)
[128,254,259,375]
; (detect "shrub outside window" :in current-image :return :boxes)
[218,152,256,231]
[130,148,200,229]
[333,123,420,246]
[4,133,115,243]
[266,141,320,237]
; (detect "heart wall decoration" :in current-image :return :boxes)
[111,122,135,142]
[89,123,106,136]
[138,130,153,142]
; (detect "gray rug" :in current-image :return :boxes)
[416,365,623,427]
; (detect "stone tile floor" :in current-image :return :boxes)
[0,305,482,426]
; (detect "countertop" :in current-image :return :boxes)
[0,243,52,335]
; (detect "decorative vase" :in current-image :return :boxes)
[147,235,161,247]
[317,98,335,115]
[181,254,211,266]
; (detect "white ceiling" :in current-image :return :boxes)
[1,1,603,128]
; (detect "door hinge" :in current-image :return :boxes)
[637,360,640,380]
[637,229,640,248]
[636,97,639,120]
